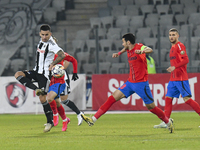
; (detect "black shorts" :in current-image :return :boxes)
[23,70,49,92]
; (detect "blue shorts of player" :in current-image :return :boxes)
[166,80,192,98]
[48,83,66,99]
[118,81,154,104]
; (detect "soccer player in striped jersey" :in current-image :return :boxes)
[154,28,200,128]
[82,33,174,133]
[14,24,65,132]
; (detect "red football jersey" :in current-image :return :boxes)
[50,52,78,86]
[169,41,189,81]
[127,43,148,83]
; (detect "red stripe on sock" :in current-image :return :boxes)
[185,98,200,115]
[150,106,169,124]
[57,105,67,120]
[49,100,58,115]
[94,95,116,119]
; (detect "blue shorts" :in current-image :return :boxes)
[118,81,154,104]
[48,83,66,99]
[166,81,192,98]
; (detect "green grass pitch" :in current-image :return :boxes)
[0,112,199,150]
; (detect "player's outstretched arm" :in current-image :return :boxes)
[112,48,126,58]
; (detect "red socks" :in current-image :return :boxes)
[164,97,173,118]
[94,95,116,119]
[185,98,200,116]
[150,106,169,124]
[49,100,58,115]
[57,105,67,120]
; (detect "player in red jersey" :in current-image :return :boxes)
[81,33,174,133]
[48,52,84,128]
[45,53,70,132]
[154,28,200,128]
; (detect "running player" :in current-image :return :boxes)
[154,28,200,128]
[49,52,83,127]
[81,33,174,133]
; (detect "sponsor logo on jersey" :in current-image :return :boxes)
[37,48,45,53]
[170,56,176,60]
[128,56,137,61]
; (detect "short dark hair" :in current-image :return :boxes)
[122,33,135,44]
[40,24,51,31]
[169,28,179,34]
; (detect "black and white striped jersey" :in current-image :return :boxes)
[33,36,63,79]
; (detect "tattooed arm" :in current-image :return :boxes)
[49,50,65,70]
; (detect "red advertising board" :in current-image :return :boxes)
[92,73,200,111]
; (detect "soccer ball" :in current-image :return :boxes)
[51,64,65,78]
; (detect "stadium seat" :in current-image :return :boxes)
[145,14,159,27]
[107,0,120,8]
[178,36,187,45]
[134,0,149,6]
[75,29,91,40]
[143,37,157,49]
[156,5,170,15]
[150,26,158,37]
[183,4,198,16]
[125,5,140,16]
[194,28,200,37]
[188,13,200,29]
[140,5,155,16]
[185,37,200,50]
[175,14,188,26]
[191,60,200,72]
[106,50,120,63]
[43,7,57,24]
[179,24,194,37]
[159,15,174,32]
[110,62,126,74]
[119,52,128,64]
[76,52,90,64]
[100,16,114,29]
[82,63,96,74]
[111,5,126,17]
[85,40,97,53]
[90,17,102,28]
[72,40,85,53]
[96,28,106,39]
[98,7,111,17]
[180,0,194,6]
[171,4,184,15]
[99,39,113,52]
[160,49,170,62]
[121,27,129,37]
[98,51,107,62]
[153,0,164,5]
[120,0,134,5]
[106,28,121,40]
[52,0,65,11]
[115,16,130,28]
[113,40,123,50]
[151,49,159,64]
[160,37,171,50]
[135,27,152,42]
[168,0,179,4]
[129,16,144,31]
[99,62,111,74]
